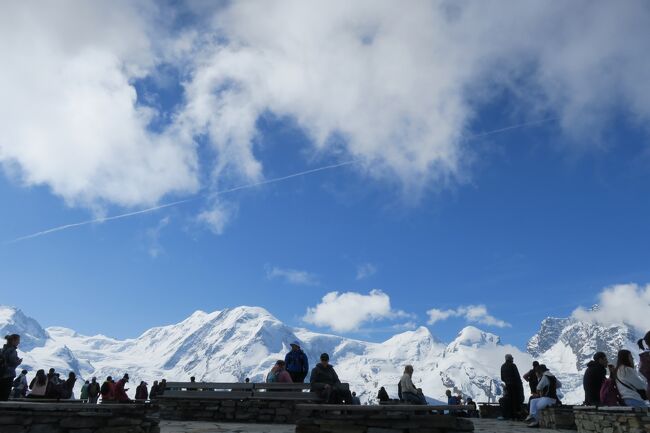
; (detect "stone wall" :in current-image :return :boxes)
[159,398,308,423]
[574,407,650,433]
[0,401,160,433]
[539,406,576,430]
[295,413,475,433]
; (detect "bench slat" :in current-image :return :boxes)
[251,392,320,400]
[252,383,311,390]
[164,382,253,390]
[160,390,251,400]
[296,404,472,411]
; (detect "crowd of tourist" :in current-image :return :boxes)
[3,329,650,424]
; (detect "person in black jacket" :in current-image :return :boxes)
[523,361,540,396]
[583,352,608,405]
[0,334,23,401]
[309,353,352,404]
[500,354,524,419]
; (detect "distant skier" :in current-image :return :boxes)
[285,341,309,383]
[583,352,608,405]
[0,334,23,401]
[500,354,524,419]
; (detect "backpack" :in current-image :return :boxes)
[599,378,622,406]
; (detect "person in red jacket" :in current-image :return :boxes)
[114,374,131,403]
[100,376,115,402]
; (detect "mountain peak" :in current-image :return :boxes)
[453,326,501,347]
[0,305,48,350]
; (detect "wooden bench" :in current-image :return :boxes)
[295,404,475,433]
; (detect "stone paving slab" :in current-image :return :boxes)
[161,418,577,433]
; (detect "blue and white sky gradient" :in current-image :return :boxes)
[1,0,650,348]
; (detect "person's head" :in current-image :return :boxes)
[445,390,452,397]
[593,352,608,367]
[21,369,27,375]
[140,381,145,386]
[616,349,634,369]
[190,376,195,382]
[85,380,89,384]
[245,378,250,383]
[645,330,650,348]
[4,334,20,347]
[106,376,112,382]
[404,365,414,376]
[276,360,286,371]
[36,369,45,378]
[161,379,166,383]
[536,364,548,378]
[69,372,76,379]
[505,354,513,363]
[91,376,96,383]
[49,368,55,375]
[532,361,539,368]
[380,386,385,391]
[55,373,60,378]
[153,380,158,385]
[467,397,473,403]
[352,392,356,397]
[320,353,330,366]
[290,341,301,352]
[123,374,129,382]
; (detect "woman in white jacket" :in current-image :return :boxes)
[526,365,561,427]
[615,349,649,408]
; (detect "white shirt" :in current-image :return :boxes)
[617,366,648,401]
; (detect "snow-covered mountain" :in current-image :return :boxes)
[0,305,641,404]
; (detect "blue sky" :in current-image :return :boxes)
[1,1,650,349]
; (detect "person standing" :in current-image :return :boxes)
[285,341,309,383]
[0,334,23,401]
[101,376,115,402]
[87,377,101,404]
[12,369,28,398]
[500,354,524,419]
[523,361,540,396]
[583,352,608,405]
[149,380,160,399]
[80,380,90,402]
[114,374,131,403]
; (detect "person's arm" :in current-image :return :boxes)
[536,375,548,392]
[302,353,309,374]
[5,349,20,369]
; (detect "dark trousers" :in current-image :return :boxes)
[289,371,306,383]
[0,378,13,401]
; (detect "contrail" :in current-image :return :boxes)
[5,118,555,244]
[5,160,359,244]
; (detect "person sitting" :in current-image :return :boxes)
[466,397,479,417]
[351,391,361,405]
[59,372,76,399]
[377,386,390,402]
[446,389,460,405]
[27,369,48,399]
[310,353,352,404]
[266,360,292,383]
[399,365,426,405]
[584,352,608,405]
[615,349,648,407]
[526,365,561,428]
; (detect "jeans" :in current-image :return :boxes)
[402,391,426,405]
[529,397,555,418]
[623,398,649,407]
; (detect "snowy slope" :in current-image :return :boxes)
[0,305,641,404]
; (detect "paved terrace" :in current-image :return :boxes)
[161,419,575,433]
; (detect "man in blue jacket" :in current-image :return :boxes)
[284,341,309,383]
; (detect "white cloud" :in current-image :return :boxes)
[0,1,199,209]
[427,305,510,328]
[145,216,170,258]
[2,1,650,233]
[303,289,410,332]
[196,200,238,235]
[572,283,650,335]
[356,263,377,280]
[265,265,319,286]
